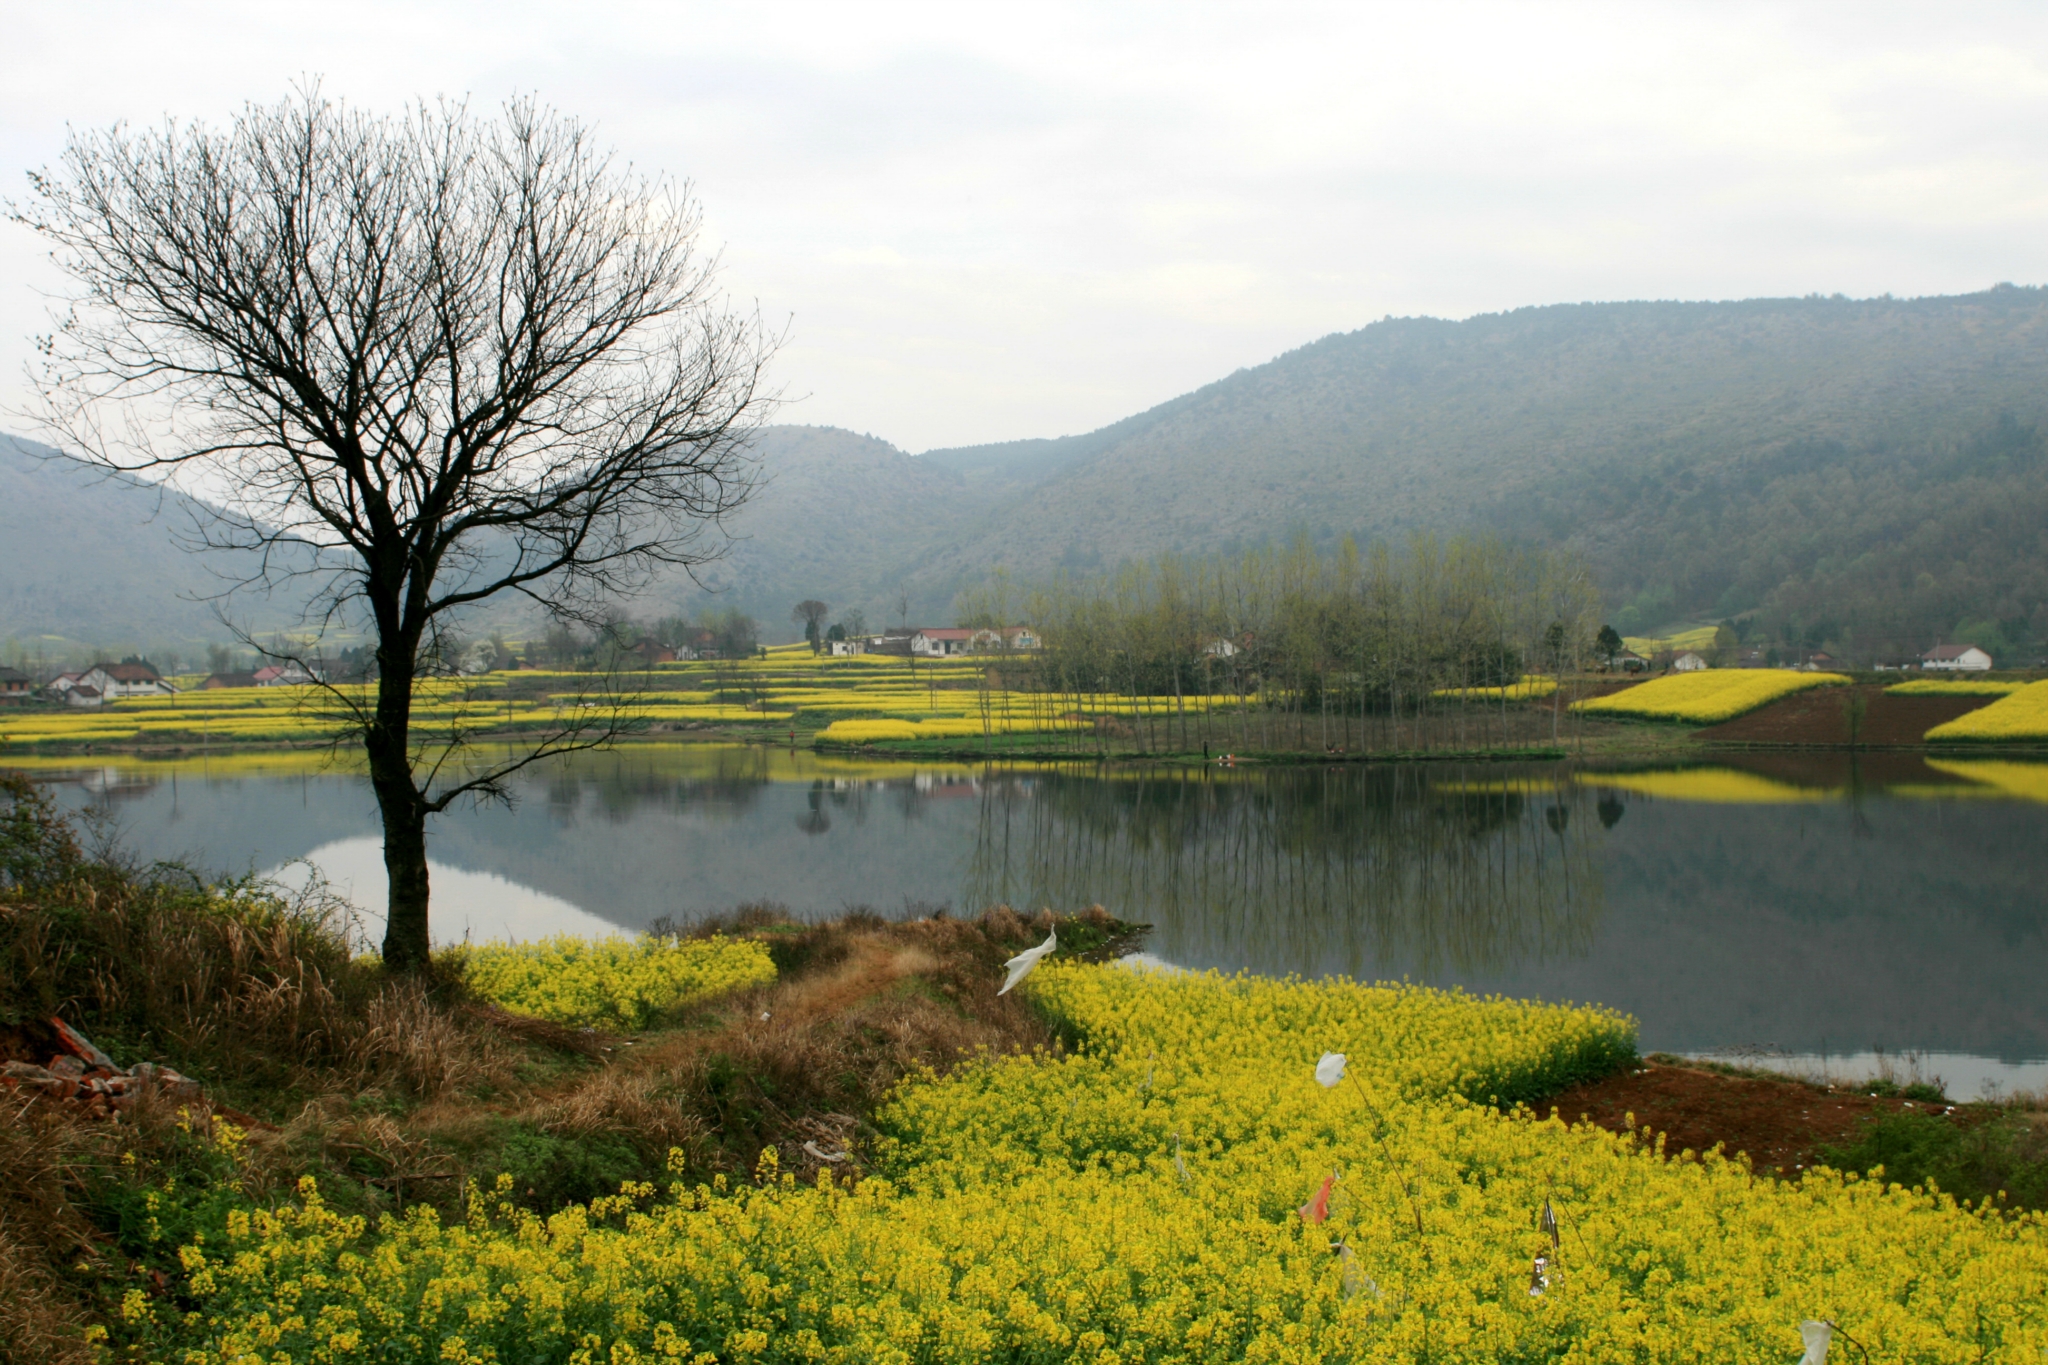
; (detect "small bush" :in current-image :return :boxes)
[1820,1109,2048,1210]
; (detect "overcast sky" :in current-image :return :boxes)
[6,1,2048,451]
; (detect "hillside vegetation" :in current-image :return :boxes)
[11,288,2048,662]
[0,436,306,654]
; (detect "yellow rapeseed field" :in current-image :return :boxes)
[135,963,2048,1362]
[1430,676,1558,701]
[1885,678,2026,698]
[451,935,776,1031]
[0,653,1229,749]
[1923,680,2048,743]
[1571,670,1850,724]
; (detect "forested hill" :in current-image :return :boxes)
[895,286,2048,661]
[9,287,2048,662]
[0,435,307,655]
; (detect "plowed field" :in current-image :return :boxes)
[1547,1058,1949,1175]
[1694,683,1986,745]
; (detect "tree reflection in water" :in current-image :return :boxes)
[961,765,1604,981]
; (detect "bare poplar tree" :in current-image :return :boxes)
[13,90,777,970]
[791,599,830,652]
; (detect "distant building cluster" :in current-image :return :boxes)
[43,661,177,708]
[1598,640,1998,675]
[827,627,1041,658]
[0,657,339,708]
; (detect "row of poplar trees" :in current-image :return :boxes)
[956,534,1603,756]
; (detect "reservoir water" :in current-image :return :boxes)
[28,744,2048,1096]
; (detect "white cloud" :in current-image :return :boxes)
[6,0,2048,450]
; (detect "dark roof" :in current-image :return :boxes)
[202,672,260,689]
[90,661,162,683]
[0,666,28,684]
[69,685,101,699]
[1922,644,1982,660]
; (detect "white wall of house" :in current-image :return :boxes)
[1924,647,1994,672]
[1672,652,1708,672]
[78,667,175,699]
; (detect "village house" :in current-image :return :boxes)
[1921,644,1993,672]
[911,628,974,657]
[64,684,105,708]
[1612,648,1649,673]
[967,627,1041,652]
[201,671,260,690]
[625,640,677,668]
[1671,651,1708,672]
[72,662,176,699]
[253,663,318,687]
[0,666,33,702]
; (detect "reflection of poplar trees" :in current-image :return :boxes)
[963,765,1604,980]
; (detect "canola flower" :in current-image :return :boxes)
[452,934,775,1030]
[139,964,2048,1362]
[1572,670,1850,724]
[1923,679,2048,743]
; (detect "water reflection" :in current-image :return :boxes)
[21,746,2048,1085]
[961,767,1602,981]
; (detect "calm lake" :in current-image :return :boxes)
[31,744,2048,1096]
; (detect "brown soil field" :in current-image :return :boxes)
[1694,683,1987,746]
[1546,1057,1949,1175]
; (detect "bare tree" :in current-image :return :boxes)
[791,598,829,653]
[13,89,777,970]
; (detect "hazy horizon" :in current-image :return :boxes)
[8,2,2048,451]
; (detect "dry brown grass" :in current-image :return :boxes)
[482,907,1074,1181]
[0,1104,105,1365]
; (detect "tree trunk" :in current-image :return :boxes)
[378,792,433,971]
[368,655,433,972]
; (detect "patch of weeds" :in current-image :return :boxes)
[1854,1077,1948,1103]
[1819,1110,2048,1210]
[428,1117,665,1214]
[488,1124,657,1211]
[80,1114,252,1274]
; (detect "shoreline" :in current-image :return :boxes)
[6,726,2048,765]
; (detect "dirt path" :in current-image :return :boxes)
[1695,684,1988,746]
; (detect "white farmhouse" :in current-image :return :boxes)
[1920,645,1993,672]
[1671,652,1709,672]
[968,627,1040,652]
[77,662,177,699]
[911,628,974,657]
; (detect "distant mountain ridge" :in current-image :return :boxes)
[0,435,310,655]
[10,286,2048,660]
[727,287,2048,659]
